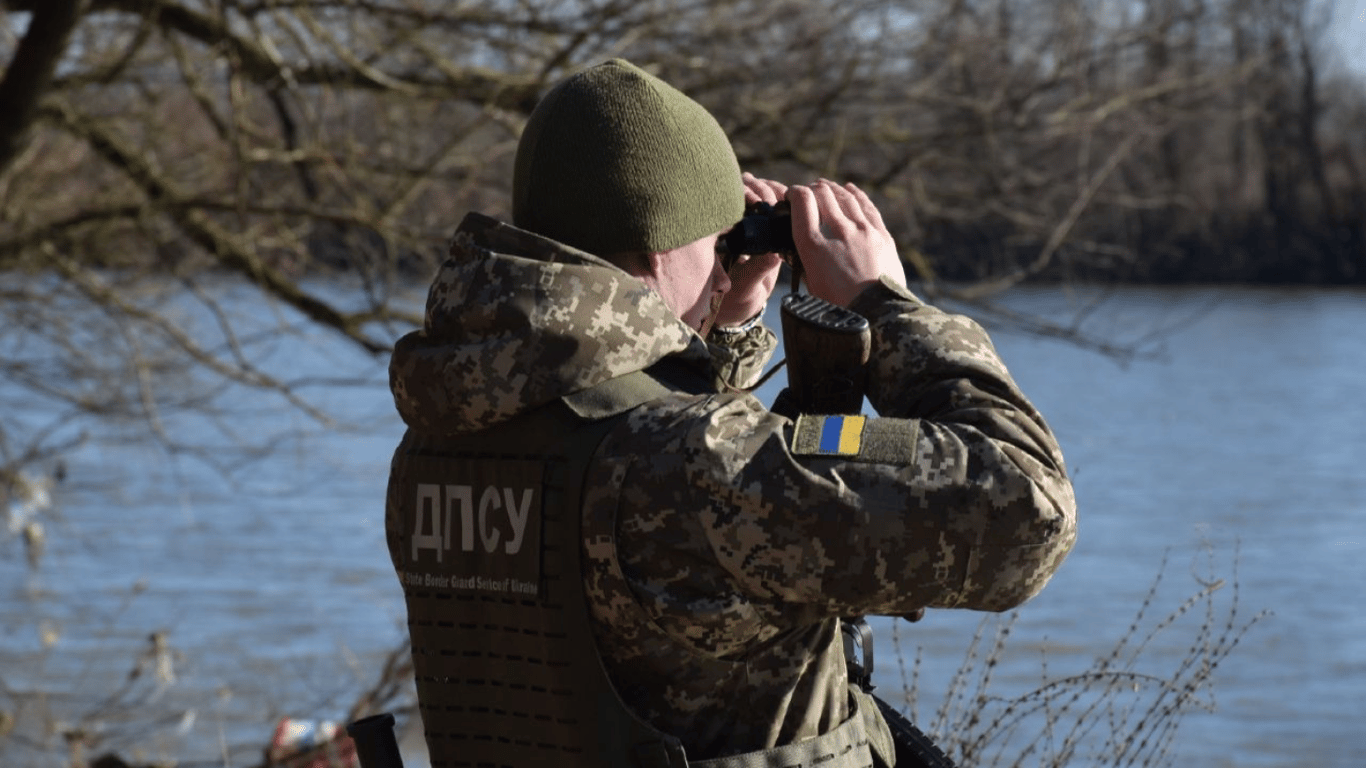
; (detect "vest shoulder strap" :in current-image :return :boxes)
[562,369,672,419]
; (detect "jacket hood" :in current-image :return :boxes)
[390,213,710,434]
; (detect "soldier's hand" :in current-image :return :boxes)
[713,172,785,328]
[787,180,906,308]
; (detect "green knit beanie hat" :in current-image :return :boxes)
[512,59,745,256]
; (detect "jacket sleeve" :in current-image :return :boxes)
[705,322,779,391]
[607,278,1076,649]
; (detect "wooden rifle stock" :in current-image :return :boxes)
[778,293,870,416]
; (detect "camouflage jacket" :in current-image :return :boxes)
[388,213,1077,759]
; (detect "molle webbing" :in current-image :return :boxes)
[689,691,876,768]
[392,371,685,768]
[391,368,886,768]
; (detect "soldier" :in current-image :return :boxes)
[385,59,1076,767]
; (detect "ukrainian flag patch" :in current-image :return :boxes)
[793,414,867,457]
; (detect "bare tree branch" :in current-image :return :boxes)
[0,0,82,173]
[42,98,392,353]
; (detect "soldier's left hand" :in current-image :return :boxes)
[713,172,785,328]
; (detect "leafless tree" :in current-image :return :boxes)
[1,0,1362,498]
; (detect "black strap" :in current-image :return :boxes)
[872,696,959,768]
[842,617,958,768]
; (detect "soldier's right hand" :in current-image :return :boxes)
[786,180,906,308]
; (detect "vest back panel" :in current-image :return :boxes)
[387,397,686,768]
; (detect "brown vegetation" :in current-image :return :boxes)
[890,547,1267,766]
[3,1,1363,293]
[2,0,1362,480]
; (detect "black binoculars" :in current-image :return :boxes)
[719,201,798,271]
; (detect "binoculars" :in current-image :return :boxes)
[719,201,798,270]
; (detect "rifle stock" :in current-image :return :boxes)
[777,293,870,416]
[778,292,956,767]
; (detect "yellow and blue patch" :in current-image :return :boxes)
[792,414,867,457]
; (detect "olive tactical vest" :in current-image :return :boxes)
[388,368,888,768]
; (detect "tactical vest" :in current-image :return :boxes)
[388,368,890,768]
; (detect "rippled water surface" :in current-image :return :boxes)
[3,285,1363,767]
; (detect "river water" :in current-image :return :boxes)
[2,285,1363,767]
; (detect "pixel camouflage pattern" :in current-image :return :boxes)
[387,213,1076,757]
